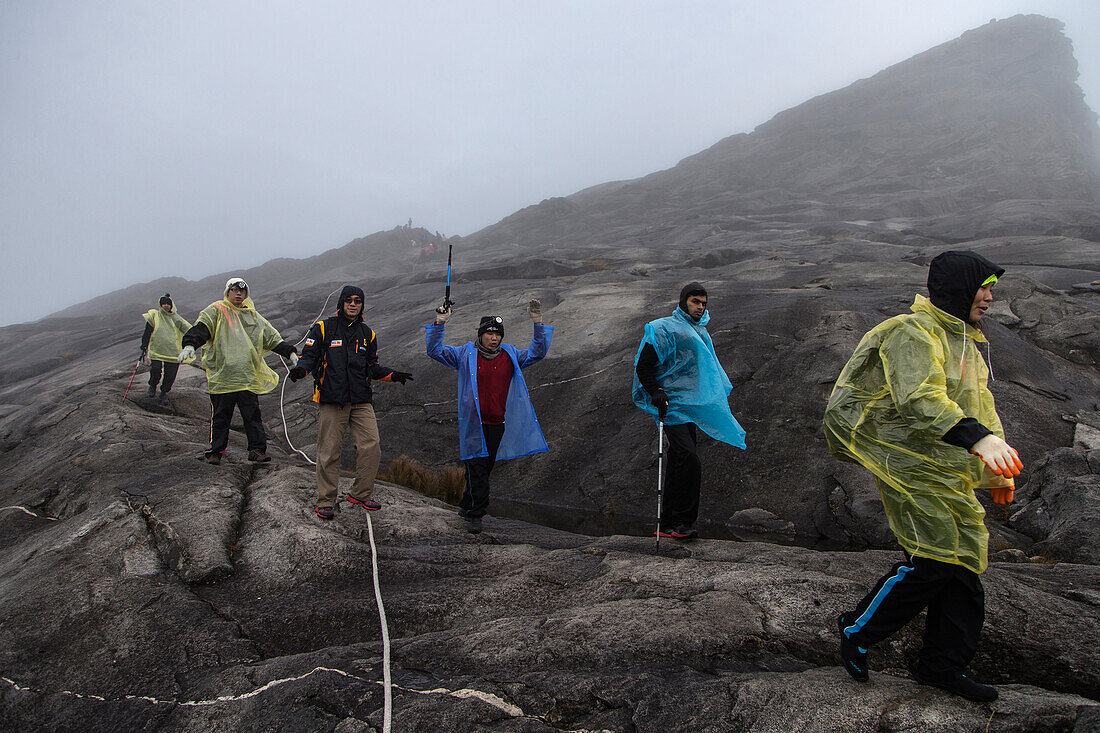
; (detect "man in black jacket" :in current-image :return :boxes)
[290,285,413,519]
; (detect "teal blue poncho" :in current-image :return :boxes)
[632,307,746,448]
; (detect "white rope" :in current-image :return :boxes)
[366,513,392,732]
[275,285,392,728]
[277,286,342,466]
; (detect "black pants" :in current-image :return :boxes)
[208,391,266,456]
[461,423,505,519]
[841,554,984,679]
[661,422,701,529]
[148,360,180,392]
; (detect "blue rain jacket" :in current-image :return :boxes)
[632,307,747,448]
[426,323,554,460]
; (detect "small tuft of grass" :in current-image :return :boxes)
[379,455,465,505]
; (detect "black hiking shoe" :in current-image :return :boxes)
[915,670,997,702]
[465,516,483,534]
[146,385,157,397]
[838,614,869,682]
[346,496,381,511]
[315,506,335,520]
[248,450,271,463]
[670,525,699,540]
[157,392,170,405]
[204,452,222,465]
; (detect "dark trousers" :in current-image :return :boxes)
[208,391,266,456]
[841,554,984,679]
[661,422,701,529]
[148,360,180,392]
[461,423,506,519]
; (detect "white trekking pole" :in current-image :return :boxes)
[655,420,665,553]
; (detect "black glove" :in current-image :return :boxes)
[390,371,414,385]
[653,389,669,421]
[288,366,308,382]
[140,347,148,363]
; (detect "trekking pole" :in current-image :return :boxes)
[655,420,665,553]
[441,244,454,311]
[121,357,142,404]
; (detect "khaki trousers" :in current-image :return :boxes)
[316,403,380,507]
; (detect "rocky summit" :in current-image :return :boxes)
[2,14,1100,732]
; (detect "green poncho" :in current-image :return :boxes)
[196,297,285,395]
[823,295,1010,574]
[142,307,193,362]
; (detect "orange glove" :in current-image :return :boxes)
[990,482,1015,505]
[971,435,1024,478]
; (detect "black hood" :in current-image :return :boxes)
[337,285,365,321]
[927,251,1004,323]
[678,282,707,313]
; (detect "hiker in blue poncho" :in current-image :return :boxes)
[426,299,553,534]
[633,282,747,540]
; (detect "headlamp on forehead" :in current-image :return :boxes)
[478,315,504,337]
[227,279,248,291]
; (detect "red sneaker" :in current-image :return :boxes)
[346,496,381,511]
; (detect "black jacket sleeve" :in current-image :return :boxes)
[295,321,324,374]
[941,418,993,451]
[635,343,661,397]
[181,322,212,350]
[140,322,154,350]
[365,329,397,381]
[270,340,297,359]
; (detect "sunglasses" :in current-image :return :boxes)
[345,297,363,304]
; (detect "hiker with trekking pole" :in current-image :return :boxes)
[425,246,554,534]
[632,282,747,543]
[823,251,1021,702]
[288,285,414,520]
[138,293,193,405]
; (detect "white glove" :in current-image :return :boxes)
[971,435,1023,478]
[288,353,299,367]
[434,305,451,324]
[528,298,542,324]
[178,345,196,363]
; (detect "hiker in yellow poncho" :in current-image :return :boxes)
[140,293,192,405]
[823,251,1023,703]
[179,277,298,465]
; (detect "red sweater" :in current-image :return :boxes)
[476,352,513,424]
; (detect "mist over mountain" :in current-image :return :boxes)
[2,14,1099,730]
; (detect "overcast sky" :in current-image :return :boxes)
[2,1,1098,326]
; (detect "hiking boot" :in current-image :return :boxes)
[915,670,998,702]
[204,452,222,465]
[315,506,335,520]
[837,614,869,682]
[465,516,483,534]
[655,527,675,538]
[146,385,157,397]
[157,392,170,405]
[346,495,381,511]
[248,450,271,463]
[670,524,699,540]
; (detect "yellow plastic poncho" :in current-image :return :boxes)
[143,307,193,362]
[196,297,285,395]
[823,295,1010,574]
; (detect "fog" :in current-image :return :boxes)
[2,0,1098,326]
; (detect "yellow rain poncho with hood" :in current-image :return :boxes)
[191,279,288,395]
[823,251,1011,574]
[143,302,192,362]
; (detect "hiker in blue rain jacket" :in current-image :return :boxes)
[633,282,747,540]
[426,299,553,534]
